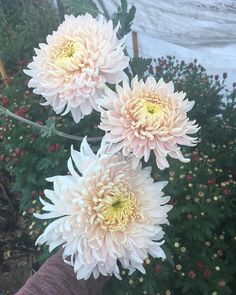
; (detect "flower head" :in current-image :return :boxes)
[35,138,171,279]
[24,14,129,123]
[99,76,199,169]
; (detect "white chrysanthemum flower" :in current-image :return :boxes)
[99,76,199,169]
[24,14,129,123]
[35,138,172,280]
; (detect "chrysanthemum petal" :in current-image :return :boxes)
[100,77,199,169]
[25,14,129,123]
[35,138,171,279]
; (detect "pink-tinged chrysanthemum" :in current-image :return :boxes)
[35,138,171,280]
[24,14,129,123]
[99,76,199,169]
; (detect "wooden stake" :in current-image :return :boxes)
[0,59,10,86]
[132,31,139,57]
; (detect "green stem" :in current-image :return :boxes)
[0,106,102,142]
[56,0,65,22]
[97,0,110,19]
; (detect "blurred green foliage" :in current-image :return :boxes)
[0,0,59,67]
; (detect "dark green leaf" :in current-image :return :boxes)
[111,0,136,38]
[62,0,99,17]
[162,245,175,267]
[130,57,152,78]
[40,117,56,137]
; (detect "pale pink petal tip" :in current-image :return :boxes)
[100,76,199,169]
[35,138,171,279]
[25,14,129,123]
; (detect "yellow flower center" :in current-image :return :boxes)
[56,42,77,60]
[101,184,140,232]
[145,101,164,115]
[122,91,168,134]
[54,42,84,71]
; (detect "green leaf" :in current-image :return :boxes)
[62,0,99,17]
[162,245,175,267]
[36,158,52,171]
[111,0,136,38]
[121,0,128,11]
[40,117,56,137]
[130,57,152,78]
